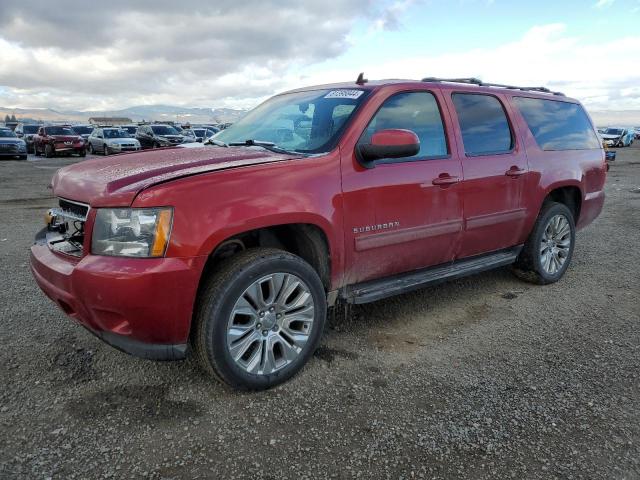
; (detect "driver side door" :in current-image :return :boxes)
[341,89,464,285]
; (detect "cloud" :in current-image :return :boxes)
[289,23,640,114]
[594,0,614,8]
[0,0,401,110]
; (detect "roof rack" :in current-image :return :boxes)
[421,77,565,96]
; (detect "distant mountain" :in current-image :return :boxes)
[0,105,248,124]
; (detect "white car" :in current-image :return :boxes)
[87,127,142,155]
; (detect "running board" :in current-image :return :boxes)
[344,246,522,304]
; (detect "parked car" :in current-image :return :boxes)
[87,127,142,155]
[31,77,606,390]
[601,127,634,147]
[0,127,27,160]
[135,124,186,149]
[192,128,218,142]
[120,125,139,137]
[71,125,94,141]
[14,123,41,153]
[634,127,640,140]
[33,125,86,158]
[181,128,198,143]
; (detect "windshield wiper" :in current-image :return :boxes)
[227,139,296,155]
[204,138,229,147]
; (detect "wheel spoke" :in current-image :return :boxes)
[226,272,316,376]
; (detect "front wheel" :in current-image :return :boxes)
[512,202,575,285]
[87,143,93,154]
[44,144,54,158]
[193,248,326,390]
[103,144,109,155]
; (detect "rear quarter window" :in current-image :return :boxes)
[513,97,600,151]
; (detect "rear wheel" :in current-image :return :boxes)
[193,248,326,390]
[512,202,575,285]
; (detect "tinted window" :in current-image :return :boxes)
[151,125,180,135]
[514,97,600,150]
[452,94,513,155]
[23,125,39,134]
[359,91,448,161]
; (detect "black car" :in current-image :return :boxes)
[135,124,185,149]
[14,123,40,153]
[71,125,94,142]
[0,127,27,160]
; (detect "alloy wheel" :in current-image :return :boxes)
[226,273,315,375]
[540,214,571,275]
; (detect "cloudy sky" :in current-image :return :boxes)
[0,0,639,115]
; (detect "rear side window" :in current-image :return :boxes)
[359,91,448,161]
[514,97,600,150]
[452,94,513,155]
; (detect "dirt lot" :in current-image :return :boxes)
[0,146,639,479]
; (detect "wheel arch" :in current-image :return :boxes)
[198,222,334,294]
[540,182,583,223]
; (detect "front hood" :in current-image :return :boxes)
[107,138,139,145]
[51,146,298,206]
[51,135,82,142]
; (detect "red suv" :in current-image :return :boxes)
[33,125,86,158]
[30,77,606,390]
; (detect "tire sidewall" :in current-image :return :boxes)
[531,203,576,283]
[203,253,326,390]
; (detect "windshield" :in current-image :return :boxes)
[214,88,370,153]
[193,129,206,136]
[0,128,17,138]
[122,126,137,134]
[605,128,623,135]
[72,126,93,135]
[151,125,180,135]
[104,129,128,138]
[23,125,39,134]
[47,126,74,135]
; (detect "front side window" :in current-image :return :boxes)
[358,91,448,161]
[514,97,600,151]
[214,89,370,154]
[452,93,513,155]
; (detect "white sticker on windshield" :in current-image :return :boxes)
[324,89,364,99]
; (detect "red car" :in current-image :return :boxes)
[33,125,86,158]
[30,77,606,390]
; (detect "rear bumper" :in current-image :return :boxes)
[30,230,206,360]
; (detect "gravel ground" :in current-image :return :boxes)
[0,147,639,479]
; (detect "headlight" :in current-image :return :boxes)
[108,141,120,147]
[91,208,173,258]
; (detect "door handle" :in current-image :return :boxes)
[505,167,526,177]
[432,174,459,186]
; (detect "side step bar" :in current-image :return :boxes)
[343,246,522,305]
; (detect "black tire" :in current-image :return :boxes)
[44,144,54,158]
[87,143,93,154]
[153,141,160,149]
[193,248,327,390]
[103,144,109,156]
[512,201,576,285]
[34,144,40,156]
[79,149,86,157]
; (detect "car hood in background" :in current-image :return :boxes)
[105,138,139,145]
[51,146,299,206]
[0,138,24,144]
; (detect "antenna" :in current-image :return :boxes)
[356,72,368,85]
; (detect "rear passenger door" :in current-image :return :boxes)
[448,93,529,258]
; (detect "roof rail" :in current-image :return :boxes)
[421,77,565,96]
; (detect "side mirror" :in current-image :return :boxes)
[357,129,420,167]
